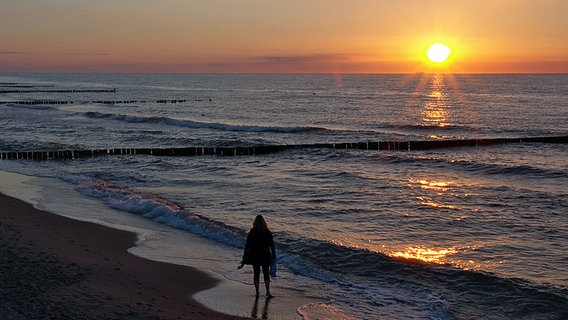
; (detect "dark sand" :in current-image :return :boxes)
[0,192,248,319]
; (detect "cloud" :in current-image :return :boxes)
[0,51,31,55]
[52,52,109,56]
[196,53,375,73]
[0,51,109,56]
[260,54,351,64]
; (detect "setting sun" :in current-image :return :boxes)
[426,42,452,63]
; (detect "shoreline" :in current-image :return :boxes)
[0,192,248,319]
[0,169,317,319]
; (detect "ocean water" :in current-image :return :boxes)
[1,73,567,319]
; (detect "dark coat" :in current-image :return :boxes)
[242,229,276,266]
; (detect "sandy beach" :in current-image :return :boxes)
[0,192,248,320]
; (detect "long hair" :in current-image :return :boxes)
[253,214,270,233]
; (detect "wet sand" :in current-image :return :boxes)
[0,192,248,319]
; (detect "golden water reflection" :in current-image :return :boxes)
[422,74,451,127]
[407,178,466,209]
[415,196,457,209]
[390,246,458,264]
[329,236,482,270]
[409,178,453,192]
[389,246,485,271]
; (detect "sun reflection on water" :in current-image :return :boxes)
[390,246,458,264]
[329,236,484,271]
[422,74,451,127]
[415,196,457,209]
[400,73,478,136]
[411,179,452,191]
[389,245,487,271]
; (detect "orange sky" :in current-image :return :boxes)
[1,0,567,73]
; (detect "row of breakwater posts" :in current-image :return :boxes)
[0,85,205,104]
[1,136,567,161]
[0,85,55,88]
[0,89,117,94]
[0,99,188,105]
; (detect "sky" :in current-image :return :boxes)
[1,0,567,73]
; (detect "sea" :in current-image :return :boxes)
[0,73,567,319]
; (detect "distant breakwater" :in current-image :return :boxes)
[0,89,117,94]
[0,99,189,105]
[1,136,566,161]
[0,83,206,105]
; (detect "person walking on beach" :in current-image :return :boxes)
[239,214,276,297]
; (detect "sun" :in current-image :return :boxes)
[426,42,452,63]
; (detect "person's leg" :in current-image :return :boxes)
[262,264,273,297]
[253,265,261,296]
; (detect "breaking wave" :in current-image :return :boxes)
[84,111,324,133]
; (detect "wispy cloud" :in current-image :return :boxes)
[260,54,351,64]
[52,52,109,56]
[0,51,31,55]
[196,54,370,73]
[0,51,109,56]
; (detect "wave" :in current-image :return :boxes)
[58,174,568,319]
[60,176,246,248]
[374,153,568,179]
[84,111,324,133]
[62,175,341,285]
[383,123,477,132]
[298,303,357,320]
[380,123,558,139]
[4,103,56,111]
[460,162,568,178]
[58,175,347,291]
[384,123,565,139]
[278,232,568,319]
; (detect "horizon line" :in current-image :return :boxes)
[2,71,568,76]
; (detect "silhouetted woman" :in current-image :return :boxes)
[240,214,276,297]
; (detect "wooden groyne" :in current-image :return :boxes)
[0,146,288,161]
[1,136,566,161]
[0,84,195,105]
[0,89,117,94]
[0,82,54,87]
[0,85,55,88]
[0,99,190,105]
[0,100,74,105]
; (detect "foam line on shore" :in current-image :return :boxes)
[0,169,319,319]
[0,190,239,319]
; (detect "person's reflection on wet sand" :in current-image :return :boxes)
[251,295,273,319]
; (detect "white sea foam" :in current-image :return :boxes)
[297,302,356,320]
